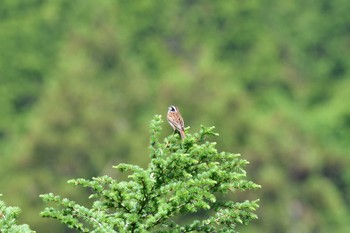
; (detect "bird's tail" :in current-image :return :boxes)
[179,130,186,140]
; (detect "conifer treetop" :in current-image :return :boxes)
[40,115,260,232]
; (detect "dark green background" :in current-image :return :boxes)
[1,0,350,232]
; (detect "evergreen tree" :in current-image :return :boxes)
[0,195,34,233]
[40,115,260,232]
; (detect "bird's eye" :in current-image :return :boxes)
[169,105,176,112]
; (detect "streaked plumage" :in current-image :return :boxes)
[167,105,186,139]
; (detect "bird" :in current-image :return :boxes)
[167,105,186,139]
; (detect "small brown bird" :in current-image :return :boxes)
[167,105,186,139]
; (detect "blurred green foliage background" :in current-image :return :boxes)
[1,0,350,232]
